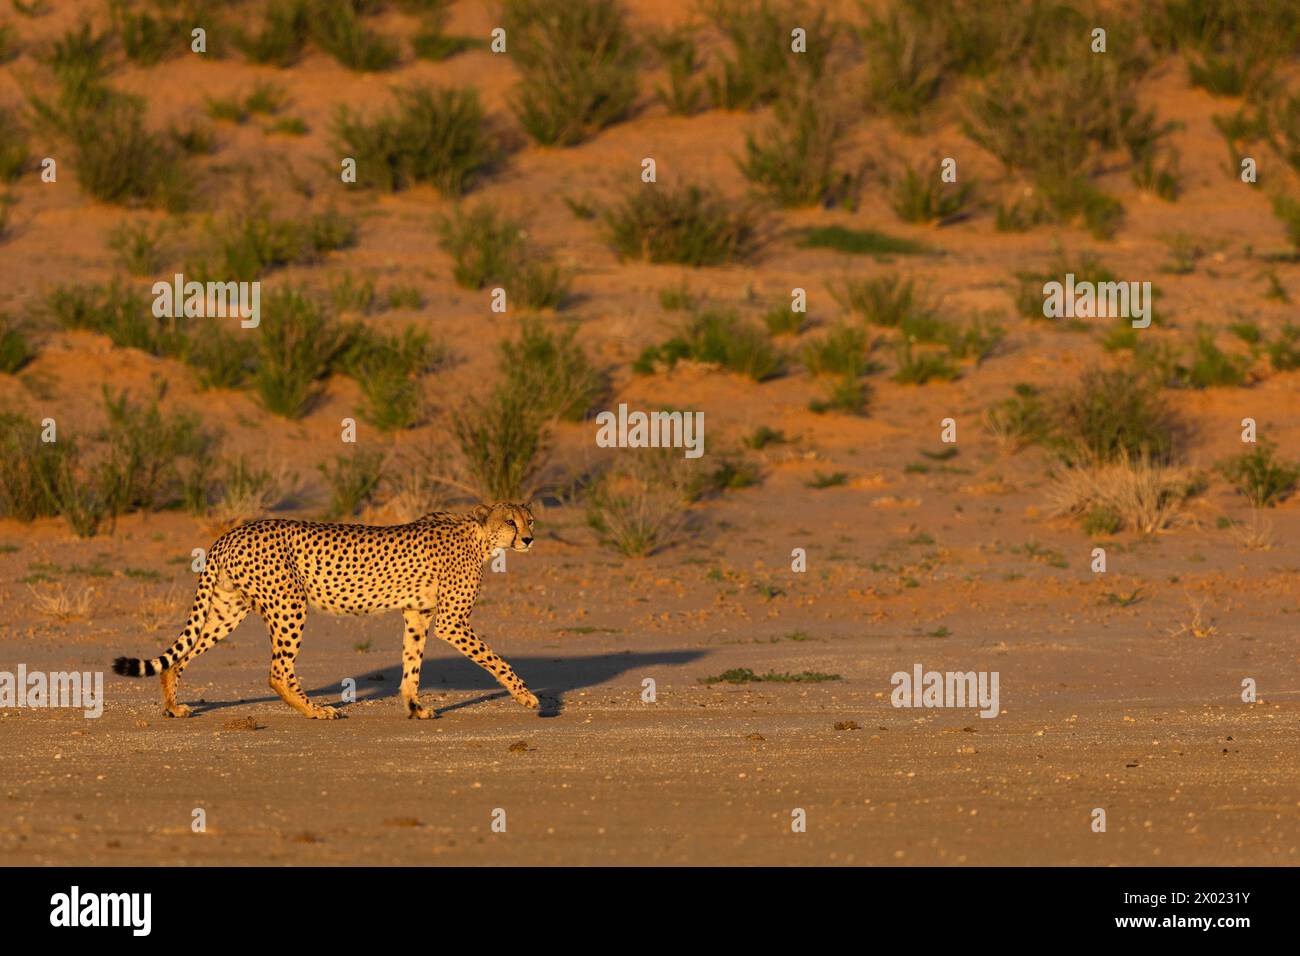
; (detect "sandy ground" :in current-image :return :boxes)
[1,503,1297,866]
[1,2,1299,865]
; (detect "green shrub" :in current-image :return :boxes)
[341,327,442,431]
[412,7,478,61]
[107,219,167,275]
[437,203,523,288]
[454,384,549,500]
[858,4,946,120]
[808,375,870,416]
[893,339,958,384]
[1218,441,1299,507]
[1272,194,1300,248]
[236,0,310,66]
[1052,366,1178,465]
[332,84,498,194]
[253,287,351,418]
[586,451,695,556]
[739,85,853,207]
[184,325,258,390]
[762,304,804,336]
[602,183,759,266]
[0,313,35,373]
[636,310,782,381]
[0,107,28,181]
[112,0,188,66]
[797,225,930,256]
[0,413,96,532]
[311,0,399,71]
[1267,323,1300,370]
[193,206,356,281]
[983,383,1051,451]
[962,42,1165,238]
[45,280,182,357]
[801,323,873,377]
[498,318,604,421]
[650,25,705,115]
[832,274,927,327]
[887,160,976,223]
[501,0,639,146]
[95,386,210,517]
[319,449,386,518]
[705,0,828,110]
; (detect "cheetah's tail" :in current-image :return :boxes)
[113,564,219,678]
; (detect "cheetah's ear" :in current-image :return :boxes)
[522,500,536,520]
[472,504,492,526]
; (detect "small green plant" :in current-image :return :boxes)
[743,425,787,449]
[886,160,975,223]
[454,384,550,500]
[311,0,399,71]
[498,318,604,422]
[501,0,639,146]
[833,274,926,328]
[857,4,946,120]
[45,280,180,357]
[893,339,959,384]
[319,450,386,519]
[586,451,695,556]
[386,284,423,310]
[801,323,873,377]
[1267,323,1300,370]
[253,287,352,418]
[1053,366,1178,465]
[809,375,870,416]
[411,7,478,60]
[107,219,167,275]
[738,84,853,207]
[1181,328,1250,388]
[437,203,523,288]
[0,107,28,181]
[332,84,498,195]
[983,384,1050,451]
[1218,442,1299,507]
[635,310,782,382]
[699,668,841,684]
[798,226,930,256]
[235,0,310,66]
[657,280,694,311]
[342,327,442,431]
[0,313,35,373]
[805,471,849,489]
[705,0,828,110]
[650,25,705,115]
[761,304,804,336]
[193,205,356,281]
[603,183,760,266]
[1272,193,1300,249]
[96,386,211,519]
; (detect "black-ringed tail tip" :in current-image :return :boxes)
[113,656,166,677]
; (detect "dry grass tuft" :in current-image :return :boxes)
[1048,454,1203,534]
[28,583,95,620]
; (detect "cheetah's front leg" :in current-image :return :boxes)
[400,608,436,719]
[435,612,539,710]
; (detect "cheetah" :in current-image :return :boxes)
[112,503,540,720]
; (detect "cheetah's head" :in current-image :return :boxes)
[473,502,536,553]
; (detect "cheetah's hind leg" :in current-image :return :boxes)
[163,589,250,717]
